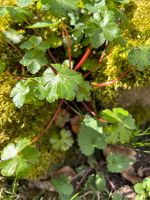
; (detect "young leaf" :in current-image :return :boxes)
[102,108,136,144]
[10,81,30,108]
[78,115,106,156]
[27,20,59,28]
[20,49,48,74]
[51,175,73,196]
[107,153,134,173]
[76,81,91,102]
[3,29,24,44]
[42,64,83,103]
[50,129,73,151]
[85,11,120,48]
[20,36,43,50]
[20,35,56,51]
[7,7,34,22]
[95,172,106,192]
[46,33,62,48]
[78,125,106,156]
[0,139,39,178]
[128,46,150,71]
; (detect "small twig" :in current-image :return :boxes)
[50,65,58,75]
[62,23,72,68]
[73,168,94,194]
[48,49,57,63]
[26,20,41,36]
[63,100,82,116]
[9,42,23,57]
[74,46,92,71]
[31,100,63,144]
[81,102,96,117]
[106,175,116,191]
[79,191,94,199]
[81,102,107,123]
[92,69,130,87]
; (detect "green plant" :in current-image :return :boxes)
[134,178,150,200]
[0,0,150,199]
[0,138,39,178]
[51,175,74,200]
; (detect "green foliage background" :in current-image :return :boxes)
[94,0,150,105]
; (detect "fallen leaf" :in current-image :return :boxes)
[52,166,76,179]
[71,115,81,133]
[103,144,137,161]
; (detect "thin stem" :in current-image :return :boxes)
[92,69,130,87]
[62,23,72,68]
[81,102,107,123]
[12,178,17,197]
[31,100,63,144]
[48,49,57,63]
[50,65,58,75]
[9,42,23,57]
[26,20,40,36]
[98,50,106,64]
[73,168,94,194]
[74,46,92,71]
[64,100,82,116]
[81,102,96,117]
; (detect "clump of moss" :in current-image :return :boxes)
[94,0,150,106]
[0,0,22,73]
[0,72,54,148]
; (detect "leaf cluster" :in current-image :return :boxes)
[10,64,91,108]
[0,138,39,178]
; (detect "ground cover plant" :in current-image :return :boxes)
[0,0,150,199]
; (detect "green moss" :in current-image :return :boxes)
[0,73,54,148]
[94,0,150,106]
[0,0,21,73]
[0,73,67,179]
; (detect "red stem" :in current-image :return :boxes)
[81,102,96,117]
[92,69,130,87]
[31,100,64,144]
[81,102,106,123]
[98,50,106,64]
[74,46,92,71]
[62,24,72,69]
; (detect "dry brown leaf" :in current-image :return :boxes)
[52,166,76,179]
[115,185,136,200]
[71,115,81,133]
[122,169,142,184]
[103,144,137,161]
